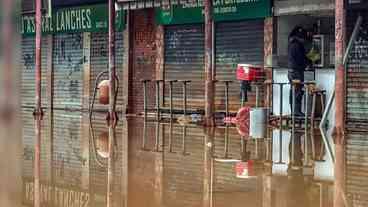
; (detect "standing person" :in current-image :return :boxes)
[288,26,311,116]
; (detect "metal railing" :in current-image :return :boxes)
[319,90,335,162]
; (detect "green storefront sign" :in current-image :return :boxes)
[155,0,271,25]
[21,4,125,36]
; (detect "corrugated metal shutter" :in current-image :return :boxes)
[52,111,83,186]
[53,33,84,110]
[22,0,34,12]
[21,36,48,108]
[213,127,264,194]
[22,107,50,179]
[215,20,265,111]
[89,113,124,196]
[163,124,204,207]
[90,32,125,112]
[164,24,205,110]
[346,13,368,207]
[21,36,50,179]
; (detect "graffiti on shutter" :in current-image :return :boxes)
[215,20,265,111]
[53,33,84,109]
[164,24,205,110]
[346,14,368,206]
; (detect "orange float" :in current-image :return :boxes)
[98,80,110,105]
[96,131,109,158]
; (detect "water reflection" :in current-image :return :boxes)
[23,113,336,207]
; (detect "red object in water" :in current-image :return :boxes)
[98,80,110,105]
[235,160,254,178]
[223,117,238,124]
[223,107,250,136]
[236,64,263,81]
[236,107,250,136]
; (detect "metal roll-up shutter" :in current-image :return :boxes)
[53,33,84,110]
[52,111,83,186]
[21,35,50,178]
[22,107,50,179]
[89,113,124,196]
[162,125,204,207]
[90,32,125,112]
[346,13,368,207]
[21,36,48,108]
[164,24,205,110]
[215,20,264,111]
[213,128,264,195]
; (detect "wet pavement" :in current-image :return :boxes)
[22,111,335,207]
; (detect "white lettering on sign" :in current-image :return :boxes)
[27,8,93,34]
[24,181,90,207]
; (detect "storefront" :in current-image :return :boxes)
[272,0,336,116]
[21,3,126,110]
[345,1,368,205]
[155,0,271,112]
[21,3,126,190]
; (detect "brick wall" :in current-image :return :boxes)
[128,9,157,114]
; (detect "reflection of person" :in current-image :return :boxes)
[287,132,311,207]
[288,26,312,116]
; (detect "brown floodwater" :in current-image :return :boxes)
[21,111,336,207]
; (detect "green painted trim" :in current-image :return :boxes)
[155,0,271,25]
[21,4,125,36]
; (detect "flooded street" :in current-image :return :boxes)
[21,110,335,207]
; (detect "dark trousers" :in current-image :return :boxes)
[288,71,304,114]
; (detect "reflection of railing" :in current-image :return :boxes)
[319,15,363,164]
[319,90,335,162]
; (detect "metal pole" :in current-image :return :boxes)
[182,125,189,156]
[304,86,309,165]
[335,0,346,206]
[225,81,230,117]
[168,80,177,119]
[170,81,173,119]
[224,125,229,159]
[203,128,215,207]
[107,0,116,206]
[142,80,149,118]
[34,0,43,206]
[169,120,175,153]
[311,91,317,159]
[279,83,283,144]
[182,81,190,116]
[142,118,148,151]
[255,84,260,108]
[204,0,215,126]
[156,81,161,121]
[291,81,296,143]
[155,121,160,152]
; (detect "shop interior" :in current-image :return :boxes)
[272,12,336,116]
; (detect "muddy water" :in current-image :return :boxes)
[22,112,335,207]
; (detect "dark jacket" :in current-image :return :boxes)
[288,37,311,74]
